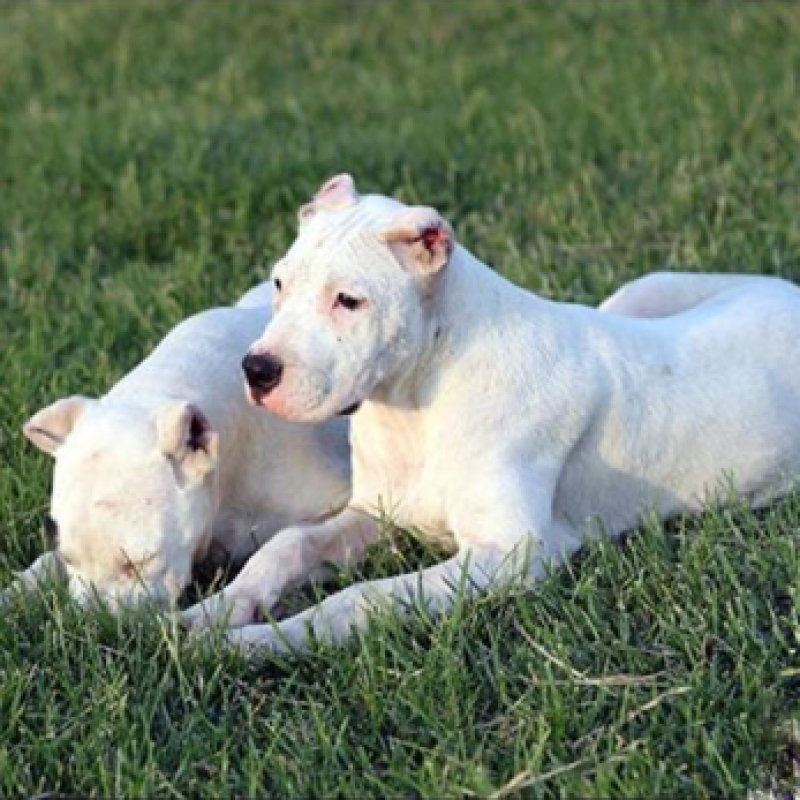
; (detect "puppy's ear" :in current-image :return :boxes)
[157,402,219,485]
[297,173,360,225]
[382,207,454,276]
[23,396,94,455]
[314,173,359,208]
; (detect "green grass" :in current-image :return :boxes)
[1,2,799,796]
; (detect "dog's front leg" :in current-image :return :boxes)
[450,459,584,578]
[0,551,64,606]
[220,549,504,656]
[182,508,380,629]
[220,463,580,656]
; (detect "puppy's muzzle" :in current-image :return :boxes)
[242,352,284,395]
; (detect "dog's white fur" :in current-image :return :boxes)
[185,174,800,655]
[3,282,351,609]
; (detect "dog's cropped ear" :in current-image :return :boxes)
[157,402,219,484]
[23,396,94,455]
[297,173,360,225]
[382,207,454,276]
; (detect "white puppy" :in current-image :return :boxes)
[186,174,800,653]
[4,282,350,610]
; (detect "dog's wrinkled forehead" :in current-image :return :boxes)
[56,420,160,494]
[289,178,406,265]
[293,199,404,255]
[53,418,175,554]
[60,410,155,466]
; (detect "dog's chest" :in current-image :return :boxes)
[350,407,450,537]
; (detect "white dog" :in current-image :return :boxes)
[3,282,351,610]
[185,174,800,654]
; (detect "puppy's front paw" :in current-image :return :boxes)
[0,587,14,609]
[187,621,291,662]
[182,590,261,630]
[223,623,293,658]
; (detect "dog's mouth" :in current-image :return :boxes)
[247,386,266,407]
[247,382,360,420]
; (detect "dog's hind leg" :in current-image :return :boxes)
[599,272,777,318]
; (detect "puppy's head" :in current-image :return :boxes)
[243,174,454,421]
[23,397,219,609]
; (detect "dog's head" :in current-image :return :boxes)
[243,174,454,421]
[23,397,219,608]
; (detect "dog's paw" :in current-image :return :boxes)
[222,622,293,658]
[182,590,262,631]
[186,620,291,662]
[0,587,14,609]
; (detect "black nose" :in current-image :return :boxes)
[242,352,284,394]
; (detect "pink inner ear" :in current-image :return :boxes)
[421,226,441,252]
[421,223,452,257]
[187,406,212,453]
[314,173,359,210]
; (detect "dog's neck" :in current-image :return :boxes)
[368,244,539,410]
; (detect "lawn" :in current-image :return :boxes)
[1,2,799,796]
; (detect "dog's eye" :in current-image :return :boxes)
[335,293,364,311]
[274,278,282,292]
[43,514,59,547]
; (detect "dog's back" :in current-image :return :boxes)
[109,284,274,417]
